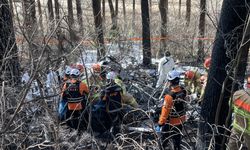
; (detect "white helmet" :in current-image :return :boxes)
[167,70,180,81]
[65,66,72,75]
[106,71,117,80]
[70,68,80,76]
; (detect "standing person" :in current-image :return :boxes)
[199,57,211,101]
[155,70,187,149]
[227,73,250,150]
[61,68,89,131]
[156,51,175,88]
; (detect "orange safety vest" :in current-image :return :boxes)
[158,86,187,126]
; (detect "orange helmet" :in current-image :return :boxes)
[204,57,211,69]
[185,71,195,79]
[76,63,84,73]
[92,63,101,73]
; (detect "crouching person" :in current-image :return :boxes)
[61,68,89,132]
[155,70,187,150]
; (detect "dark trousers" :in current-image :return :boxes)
[66,109,88,131]
[161,124,183,150]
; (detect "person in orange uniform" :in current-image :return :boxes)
[155,70,187,150]
[61,68,89,131]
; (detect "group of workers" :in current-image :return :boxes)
[57,51,250,150]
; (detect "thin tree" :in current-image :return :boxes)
[102,0,105,23]
[76,0,84,34]
[92,0,105,60]
[0,0,21,86]
[186,0,191,26]
[196,0,249,149]
[141,0,152,66]
[54,0,64,53]
[158,0,168,58]
[197,0,206,63]
[108,0,117,30]
[178,0,181,19]
[47,0,54,22]
[37,0,44,34]
[122,0,126,30]
[67,0,77,41]
[132,0,135,32]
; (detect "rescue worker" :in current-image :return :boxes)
[61,68,89,131]
[199,57,211,101]
[184,70,202,96]
[156,51,175,88]
[155,70,187,149]
[62,66,72,83]
[83,63,106,103]
[227,73,250,149]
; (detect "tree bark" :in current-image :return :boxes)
[158,0,168,58]
[92,0,105,60]
[47,0,54,22]
[108,0,117,30]
[102,0,105,23]
[76,0,84,34]
[37,0,44,33]
[67,0,77,41]
[54,0,64,53]
[178,0,181,19]
[197,0,206,63]
[186,0,191,26]
[132,0,135,31]
[141,0,151,66]
[122,0,126,29]
[196,0,250,149]
[0,0,21,86]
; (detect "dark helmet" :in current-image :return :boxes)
[165,51,171,57]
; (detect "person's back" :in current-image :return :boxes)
[156,51,175,88]
[156,70,187,149]
[61,69,89,131]
[228,87,250,150]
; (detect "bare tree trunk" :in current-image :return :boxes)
[197,0,206,63]
[108,0,117,30]
[132,0,135,31]
[54,0,64,53]
[122,0,126,30]
[0,0,21,86]
[23,0,37,56]
[102,0,105,23]
[178,0,181,19]
[67,0,77,41]
[186,0,191,26]
[141,0,151,66]
[158,0,168,58]
[115,0,118,16]
[92,0,105,60]
[76,0,84,34]
[196,0,249,149]
[37,0,44,34]
[47,0,54,22]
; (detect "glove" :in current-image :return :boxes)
[155,125,162,133]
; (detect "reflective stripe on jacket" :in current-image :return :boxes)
[158,86,187,125]
[232,89,250,134]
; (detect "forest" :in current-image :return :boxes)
[0,0,250,149]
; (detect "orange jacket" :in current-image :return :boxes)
[62,79,89,96]
[158,86,186,126]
